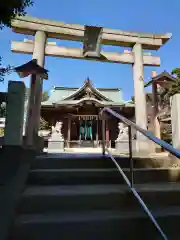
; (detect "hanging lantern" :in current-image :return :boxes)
[14,59,48,79]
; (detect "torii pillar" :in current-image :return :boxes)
[25,31,47,146]
[132,43,150,152]
[151,71,161,139]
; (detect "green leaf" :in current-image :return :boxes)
[0,0,33,29]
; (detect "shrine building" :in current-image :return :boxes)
[41,78,135,148]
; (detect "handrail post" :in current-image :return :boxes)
[102,119,106,155]
[128,126,134,187]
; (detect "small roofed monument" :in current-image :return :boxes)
[14,59,48,147]
[11,16,171,152]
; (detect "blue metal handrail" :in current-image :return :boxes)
[99,107,179,240]
[106,149,168,240]
[101,107,180,158]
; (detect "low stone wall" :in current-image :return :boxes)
[48,140,64,152]
[0,146,36,240]
[115,140,136,153]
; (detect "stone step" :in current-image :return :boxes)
[28,168,122,185]
[17,183,180,214]
[28,167,180,185]
[33,155,126,169]
[9,208,180,240]
[32,154,169,170]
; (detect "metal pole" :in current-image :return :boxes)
[25,74,36,146]
[128,125,134,187]
[102,119,106,155]
[67,118,71,148]
[96,117,99,147]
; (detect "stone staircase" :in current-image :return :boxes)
[8,153,180,239]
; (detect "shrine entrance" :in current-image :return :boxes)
[79,119,94,147]
[79,120,93,141]
[69,115,101,148]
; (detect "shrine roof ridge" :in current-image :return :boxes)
[54,86,121,91]
[41,99,134,108]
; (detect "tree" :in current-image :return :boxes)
[169,68,180,95]
[40,91,49,130]
[157,69,180,142]
[42,91,49,102]
[0,102,6,136]
[0,0,33,29]
[0,128,4,136]
[39,117,49,130]
[0,58,12,82]
[131,94,152,104]
[159,68,180,106]
[24,88,50,130]
[0,0,33,81]
[0,102,6,117]
[172,68,180,78]
[25,88,49,102]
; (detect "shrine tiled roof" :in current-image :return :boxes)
[42,79,127,107]
[144,71,176,88]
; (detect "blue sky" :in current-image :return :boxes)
[1,0,180,100]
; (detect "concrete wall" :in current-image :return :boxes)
[171,94,180,149]
[4,81,25,146]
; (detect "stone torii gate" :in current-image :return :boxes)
[11,16,171,152]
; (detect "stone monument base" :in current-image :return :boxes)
[115,139,155,154]
[48,121,64,152]
[115,140,136,153]
[135,139,155,154]
[48,140,64,151]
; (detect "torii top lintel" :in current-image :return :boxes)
[11,16,171,50]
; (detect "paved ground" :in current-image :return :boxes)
[43,147,169,159]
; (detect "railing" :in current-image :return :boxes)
[100,107,180,240]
